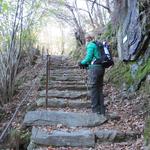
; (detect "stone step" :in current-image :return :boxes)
[50,69,82,74]
[95,130,141,143]
[49,73,83,78]
[28,127,140,148]
[50,76,82,81]
[49,80,86,85]
[43,70,83,75]
[40,80,86,86]
[38,90,88,99]
[49,68,80,73]
[50,66,78,69]
[23,110,107,127]
[29,127,95,148]
[43,75,84,80]
[36,98,91,108]
[38,84,87,91]
[50,73,83,77]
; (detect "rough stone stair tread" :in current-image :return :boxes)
[50,74,82,77]
[50,70,81,74]
[50,76,83,81]
[48,80,85,85]
[23,110,107,127]
[50,66,78,69]
[29,127,141,148]
[30,127,95,147]
[38,90,88,99]
[44,73,82,77]
[38,84,87,91]
[36,98,91,108]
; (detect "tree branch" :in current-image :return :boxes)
[88,0,111,13]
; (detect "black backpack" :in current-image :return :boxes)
[93,41,114,68]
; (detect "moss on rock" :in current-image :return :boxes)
[144,118,150,145]
[105,58,150,92]
[40,76,46,85]
[9,128,31,149]
[105,61,132,89]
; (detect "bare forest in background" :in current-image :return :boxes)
[0,0,119,106]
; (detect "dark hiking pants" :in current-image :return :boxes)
[88,66,105,114]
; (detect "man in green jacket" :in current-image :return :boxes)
[79,34,105,115]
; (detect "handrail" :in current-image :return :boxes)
[45,55,50,109]
[0,85,34,142]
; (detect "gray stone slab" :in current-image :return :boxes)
[50,76,82,81]
[106,112,121,121]
[38,90,88,99]
[23,110,107,127]
[95,129,141,142]
[50,66,78,69]
[36,98,91,108]
[31,127,95,147]
[50,70,81,75]
[38,84,87,91]
[49,80,85,85]
[50,74,82,78]
[95,130,120,142]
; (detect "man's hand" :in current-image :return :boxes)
[78,62,88,69]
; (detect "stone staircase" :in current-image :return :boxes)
[24,56,140,149]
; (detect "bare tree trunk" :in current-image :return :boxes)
[65,3,85,45]
[96,0,105,27]
[0,0,25,104]
[85,0,96,29]
[87,0,111,13]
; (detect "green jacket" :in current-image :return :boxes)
[81,41,101,67]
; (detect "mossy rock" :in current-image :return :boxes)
[8,128,31,149]
[144,118,150,146]
[105,61,132,88]
[105,58,150,92]
[40,76,46,85]
[0,108,5,121]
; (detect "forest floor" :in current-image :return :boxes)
[0,56,149,150]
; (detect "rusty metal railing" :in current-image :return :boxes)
[45,55,50,109]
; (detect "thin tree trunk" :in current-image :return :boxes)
[85,0,95,29]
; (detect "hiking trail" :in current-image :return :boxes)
[23,56,143,150]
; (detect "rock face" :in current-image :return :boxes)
[117,0,150,61]
[112,0,150,93]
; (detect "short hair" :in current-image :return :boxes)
[85,32,95,40]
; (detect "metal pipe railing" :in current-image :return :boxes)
[45,55,50,109]
[81,69,89,100]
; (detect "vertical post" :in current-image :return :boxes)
[85,69,89,100]
[45,55,49,109]
[49,55,51,79]
[42,46,44,60]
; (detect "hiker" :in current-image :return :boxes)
[78,33,105,115]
